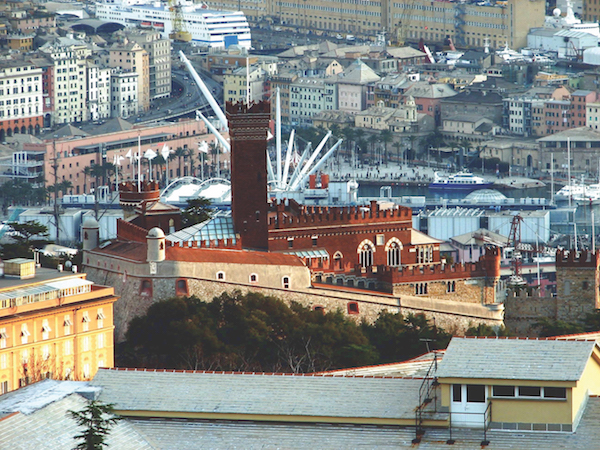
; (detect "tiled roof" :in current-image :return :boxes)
[165,246,306,266]
[92,368,422,420]
[0,380,152,449]
[437,337,597,381]
[320,351,444,377]
[124,398,600,450]
[92,241,147,262]
[91,117,134,135]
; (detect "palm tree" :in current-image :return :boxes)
[392,141,401,164]
[154,154,167,185]
[102,162,116,190]
[174,147,186,178]
[380,129,393,164]
[368,134,379,162]
[83,166,92,194]
[187,147,196,178]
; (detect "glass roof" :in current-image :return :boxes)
[465,189,507,202]
[168,212,237,244]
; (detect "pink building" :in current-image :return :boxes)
[570,90,598,128]
[31,119,222,195]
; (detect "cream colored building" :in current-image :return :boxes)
[210,0,544,49]
[223,65,267,105]
[586,102,600,131]
[126,31,172,101]
[109,42,150,112]
[40,44,91,125]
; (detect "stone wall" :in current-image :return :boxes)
[86,267,504,342]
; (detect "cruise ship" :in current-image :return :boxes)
[95,0,251,49]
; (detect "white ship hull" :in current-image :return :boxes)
[96,0,251,49]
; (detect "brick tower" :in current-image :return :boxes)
[226,101,271,250]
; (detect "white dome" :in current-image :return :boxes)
[553,7,561,17]
[82,217,99,228]
[584,47,600,65]
[147,227,165,238]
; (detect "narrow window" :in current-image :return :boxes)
[347,302,359,314]
[312,235,318,246]
[250,273,258,283]
[217,271,225,280]
[140,279,152,296]
[452,384,462,402]
[176,279,188,296]
[282,276,290,289]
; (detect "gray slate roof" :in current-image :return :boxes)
[437,337,597,381]
[125,398,600,450]
[0,380,152,449]
[92,368,422,420]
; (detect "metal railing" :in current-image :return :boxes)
[446,400,493,446]
[412,353,439,444]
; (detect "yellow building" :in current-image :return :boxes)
[436,337,600,432]
[0,259,117,394]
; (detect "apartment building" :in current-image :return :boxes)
[109,42,150,111]
[265,71,297,125]
[86,61,112,122]
[110,71,139,119]
[0,61,43,142]
[126,31,171,101]
[0,259,117,393]
[223,65,268,105]
[289,77,336,126]
[8,11,55,32]
[39,44,92,125]
[570,90,597,129]
[215,0,544,49]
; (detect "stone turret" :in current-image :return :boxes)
[147,227,166,262]
[82,217,99,251]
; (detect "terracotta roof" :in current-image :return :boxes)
[91,241,147,262]
[165,246,306,266]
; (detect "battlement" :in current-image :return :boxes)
[119,181,160,205]
[226,100,270,116]
[269,200,412,229]
[378,261,491,284]
[556,249,600,268]
[167,236,242,250]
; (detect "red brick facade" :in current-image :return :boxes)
[227,101,271,251]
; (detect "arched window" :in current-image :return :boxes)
[385,239,403,267]
[333,251,343,270]
[216,271,225,280]
[282,276,290,289]
[358,240,375,268]
[249,273,258,283]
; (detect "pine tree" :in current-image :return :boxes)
[68,400,121,450]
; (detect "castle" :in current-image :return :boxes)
[83,101,504,341]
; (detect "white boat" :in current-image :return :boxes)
[429,171,493,190]
[95,0,251,49]
[555,182,600,205]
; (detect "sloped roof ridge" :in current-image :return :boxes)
[456,335,596,341]
[102,367,420,379]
